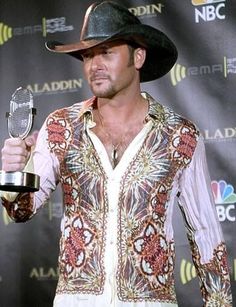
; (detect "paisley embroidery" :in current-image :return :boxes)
[150,184,168,220]
[47,116,71,151]
[191,242,232,306]
[115,97,201,302]
[61,215,95,275]
[170,124,198,166]
[47,104,107,295]
[133,222,170,277]
[62,176,80,208]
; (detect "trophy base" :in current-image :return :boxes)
[0,171,40,192]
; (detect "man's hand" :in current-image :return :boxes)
[1,134,37,172]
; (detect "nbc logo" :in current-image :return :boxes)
[211,180,236,222]
[0,22,13,45]
[192,0,225,5]
[191,0,226,23]
[180,259,197,284]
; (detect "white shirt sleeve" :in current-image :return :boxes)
[33,121,60,212]
[177,135,232,305]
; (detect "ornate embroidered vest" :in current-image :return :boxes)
[46,95,199,303]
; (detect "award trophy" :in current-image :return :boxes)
[0,87,40,192]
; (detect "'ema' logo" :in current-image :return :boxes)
[0,17,74,46]
[211,180,236,222]
[181,257,236,284]
[170,57,236,86]
[0,22,13,45]
[180,259,197,284]
[170,64,187,86]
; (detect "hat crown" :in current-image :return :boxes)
[80,1,141,41]
[45,0,178,82]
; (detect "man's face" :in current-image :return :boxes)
[81,41,143,99]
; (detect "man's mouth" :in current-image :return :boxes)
[90,74,109,82]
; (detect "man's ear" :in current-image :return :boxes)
[134,48,146,69]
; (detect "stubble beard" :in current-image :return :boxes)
[89,52,135,98]
[90,80,117,99]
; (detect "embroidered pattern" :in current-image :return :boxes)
[133,222,174,278]
[1,192,34,222]
[46,105,108,295]
[192,243,232,306]
[47,112,71,153]
[42,95,231,305]
[2,94,232,304]
[61,215,95,273]
[116,101,199,302]
[169,124,198,166]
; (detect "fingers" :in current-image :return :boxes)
[25,135,37,147]
[1,129,39,172]
[24,130,38,148]
[1,138,30,172]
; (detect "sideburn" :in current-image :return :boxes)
[127,44,135,66]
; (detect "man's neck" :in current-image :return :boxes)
[96,92,146,124]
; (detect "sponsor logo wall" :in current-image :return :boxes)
[0,0,235,306]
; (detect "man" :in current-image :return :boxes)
[0,1,232,306]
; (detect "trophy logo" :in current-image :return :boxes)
[0,87,40,192]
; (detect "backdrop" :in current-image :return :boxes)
[0,1,235,306]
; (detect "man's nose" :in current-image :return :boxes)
[90,54,103,70]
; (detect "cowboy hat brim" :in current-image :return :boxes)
[45,24,177,82]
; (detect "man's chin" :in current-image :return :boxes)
[91,87,116,99]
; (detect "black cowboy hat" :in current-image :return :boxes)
[45,1,178,82]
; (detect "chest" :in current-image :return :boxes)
[91,122,145,168]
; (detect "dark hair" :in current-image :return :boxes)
[127,40,146,66]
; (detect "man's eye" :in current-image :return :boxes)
[102,49,112,55]
[82,53,91,60]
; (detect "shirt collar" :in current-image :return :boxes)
[141,92,165,125]
[78,92,165,126]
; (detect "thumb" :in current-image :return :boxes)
[25,135,37,148]
[25,130,39,147]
